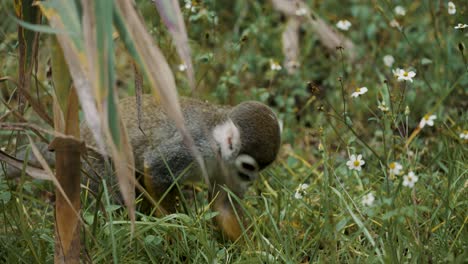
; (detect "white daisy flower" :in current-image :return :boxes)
[392,68,403,77]
[336,20,352,31]
[394,68,416,82]
[403,171,418,188]
[418,114,437,128]
[346,154,365,171]
[454,23,468,29]
[398,70,416,82]
[362,192,375,206]
[389,162,403,175]
[383,55,395,67]
[294,183,310,199]
[378,101,389,112]
[459,130,468,140]
[394,6,406,16]
[351,87,368,98]
[270,60,282,71]
[389,19,401,29]
[448,2,456,15]
[184,0,197,13]
[178,63,187,72]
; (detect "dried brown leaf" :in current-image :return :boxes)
[115,0,210,187]
[38,2,107,155]
[81,0,136,228]
[25,135,82,226]
[48,137,84,258]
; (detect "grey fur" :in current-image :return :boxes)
[6,95,281,209]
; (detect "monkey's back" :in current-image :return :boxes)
[82,95,231,174]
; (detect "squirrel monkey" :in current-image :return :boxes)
[7,94,282,241]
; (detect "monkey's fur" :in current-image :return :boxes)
[5,95,281,240]
[82,95,281,240]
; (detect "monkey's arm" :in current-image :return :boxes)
[141,136,195,214]
[211,185,246,241]
[143,137,246,241]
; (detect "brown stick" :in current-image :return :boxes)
[49,138,85,264]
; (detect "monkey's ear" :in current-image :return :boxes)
[213,119,240,160]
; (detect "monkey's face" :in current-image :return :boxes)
[212,119,261,194]
[212,101,281,194]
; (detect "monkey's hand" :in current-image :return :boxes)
[211,186,247,241]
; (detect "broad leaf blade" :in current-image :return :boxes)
[38,0,106,154]
[82,0,136,226]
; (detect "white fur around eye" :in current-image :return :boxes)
[213,119,240,159]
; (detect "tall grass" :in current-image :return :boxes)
[1,0,467,263]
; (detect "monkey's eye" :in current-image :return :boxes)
[238,172,251,181]
[235,154,259,182]
[241,162,256,172]
[235,155,259,172]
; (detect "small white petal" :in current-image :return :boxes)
[448,2,456,15]
[394,6,406,16]
[454,24,468,29]
[336,20,352,31]
[390,19,400,28]
[178,64,187,72]
[383,55,395,67]
[294,192,303,199]
[419,119,426,128]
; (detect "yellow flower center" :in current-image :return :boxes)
[403,71,409,77]
[407,176,413,181]
[424,114,430,120]
[355,88,361,93]
[354,160,360,166]
[389,162,395,169]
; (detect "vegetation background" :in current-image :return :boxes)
[0,0,467,263]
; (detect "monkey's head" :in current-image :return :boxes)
[212,101,281,193]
